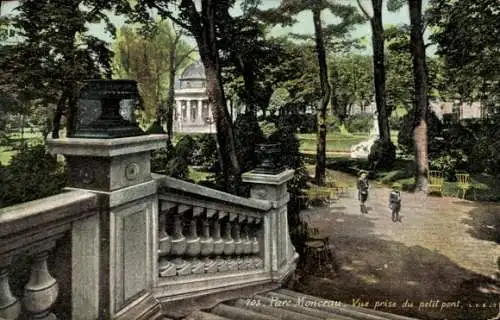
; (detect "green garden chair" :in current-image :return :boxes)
[456,172,476,200]
[428,170,444,196]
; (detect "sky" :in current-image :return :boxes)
[2,0,435,55]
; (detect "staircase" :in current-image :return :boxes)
[174,289,420,320]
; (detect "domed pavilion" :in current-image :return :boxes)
[173,60,214,133]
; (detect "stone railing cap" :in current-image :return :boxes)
[241,169,295,185]
[47,134,168,157]
[153,174,272,212]
[0,190,98,238]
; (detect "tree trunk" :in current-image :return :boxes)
[409,0,429,193]
[165,49,177,141]
[312,8,331,186]
[52,88,70,138]
[65,82,78,137]
[371,0,391,145]
[195,0,241,193]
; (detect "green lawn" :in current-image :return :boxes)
[298,133,369,153]
[189,167,211,183]
[322,156,500,202]
[0,147,15,165]
[298,131,399,154]
[0,131,45,166]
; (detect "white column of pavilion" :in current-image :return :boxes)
[197,99,203,124]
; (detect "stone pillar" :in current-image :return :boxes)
[175,100,181,129]
[187,100,193,124]
[241,169,298,283]
[47,134,167,320]
[197,99,203,125]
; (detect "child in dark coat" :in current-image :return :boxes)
[357,171,369,214]
[389,183,402,222]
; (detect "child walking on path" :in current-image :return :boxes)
[389,183,402,222]
[357,171,369,214]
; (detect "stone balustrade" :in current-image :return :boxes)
[0,190,99,320]
[157,201,264,278]
[152,174,291,302]
[1,134,298,318]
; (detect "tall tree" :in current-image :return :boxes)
[311,3,330,186]
[357,0,396,169]
[428,0,500,114]
[0,0,123,138]
[330,54,373,119]
[162,26,196,139]
[278,0,363,185]
[112,20,195,137]
[408,0,429,192]
[133,0,241,193]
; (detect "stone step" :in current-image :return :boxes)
[211,303,279,320]
[228,298,322,320]
[184,310,232,320]
[276,289,419,320]
[255,293,357,320]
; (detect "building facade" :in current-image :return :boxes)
[174,59,240,134]
[0,1,22,45]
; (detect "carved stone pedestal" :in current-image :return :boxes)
[47,134,167,320]
[242,169,298,282]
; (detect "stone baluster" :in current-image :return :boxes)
[23,250,58,320]
[200,209,217,273]
[213,211,227,272]
[233,215,244,270]
[0,257,21,320]
[242,217,253,270]
[159,201,176,277]
[251,218,264,269]
[223,213,237,271]
[186,207,204,274]
[170,205,190,276]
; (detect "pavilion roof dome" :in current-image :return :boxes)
[180,60,205,80]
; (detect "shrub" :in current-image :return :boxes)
[175,135,197,161]
[191,134,218,168]
[0,145,66,208]
[468,120,500,175]
[430,150,468,181]
[235,113,266,174]
[165,157,190,180]
[326,115,341,132]
[298,114,317,133]
[368,139,396,170]
[151,140,175,174]
[259,121,278,137]
[397,109,444,157]
[345,114,373,133]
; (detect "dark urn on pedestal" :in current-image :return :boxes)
[70,79,145,139]
[252,143,284,174]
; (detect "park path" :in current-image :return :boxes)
[297,182,500,319]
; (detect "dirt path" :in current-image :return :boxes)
[295,184,500,320]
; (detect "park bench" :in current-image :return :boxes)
[428,170,444,196]
[456,172,476,200]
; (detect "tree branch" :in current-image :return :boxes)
[356,0,372,19]
[150,3,191,31]
[175,48,197,69]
